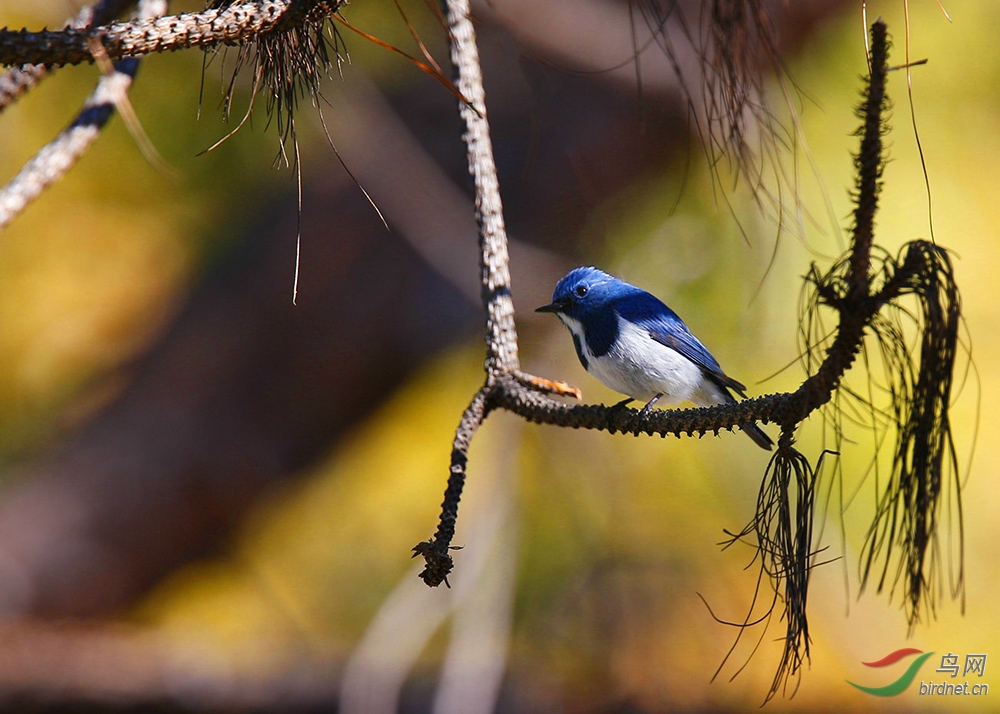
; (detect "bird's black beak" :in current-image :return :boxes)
[535,301,563,314]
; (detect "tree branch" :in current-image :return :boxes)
[0,1,332,67]
[415,12,967,701]
[412,387,490,587]
[443,0,518,377]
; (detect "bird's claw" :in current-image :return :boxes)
[638,393,663,418]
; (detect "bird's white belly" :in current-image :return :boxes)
[562,315,722,405]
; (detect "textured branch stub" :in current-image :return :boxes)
[849,18,888,300]
[412,540,455,587]
[415,387,489,587]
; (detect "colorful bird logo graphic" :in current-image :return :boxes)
[847,648,935,696]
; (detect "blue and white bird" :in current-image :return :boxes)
[536,266,772,450]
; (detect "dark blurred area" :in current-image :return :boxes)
[3,1,994,713]
[0,175,478,618]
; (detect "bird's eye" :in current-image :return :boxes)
[575,285,588,297]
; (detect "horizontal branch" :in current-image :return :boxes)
[0,0,319,67]
[494,372,777,438]
[493,312,872,438]
[495,234,934,439]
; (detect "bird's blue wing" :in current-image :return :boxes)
[614,292,748,396]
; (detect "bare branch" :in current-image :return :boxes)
[849,19,888,298]
[413,387,490,587]
[443,0,518,377]
[0,1,329,67]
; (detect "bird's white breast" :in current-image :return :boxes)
[560,314,725,406]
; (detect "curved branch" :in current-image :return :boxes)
[413,387,490,586]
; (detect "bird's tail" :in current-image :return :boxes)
[700,383,773,451]
[740,422,773,451]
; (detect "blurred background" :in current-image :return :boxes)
[0,0,994,711]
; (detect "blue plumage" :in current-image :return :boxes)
[537,266,771,450]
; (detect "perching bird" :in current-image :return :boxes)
[536,266,772,450]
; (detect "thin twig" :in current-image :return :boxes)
[413,387,490,586]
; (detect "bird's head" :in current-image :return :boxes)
[536,266,626,320]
